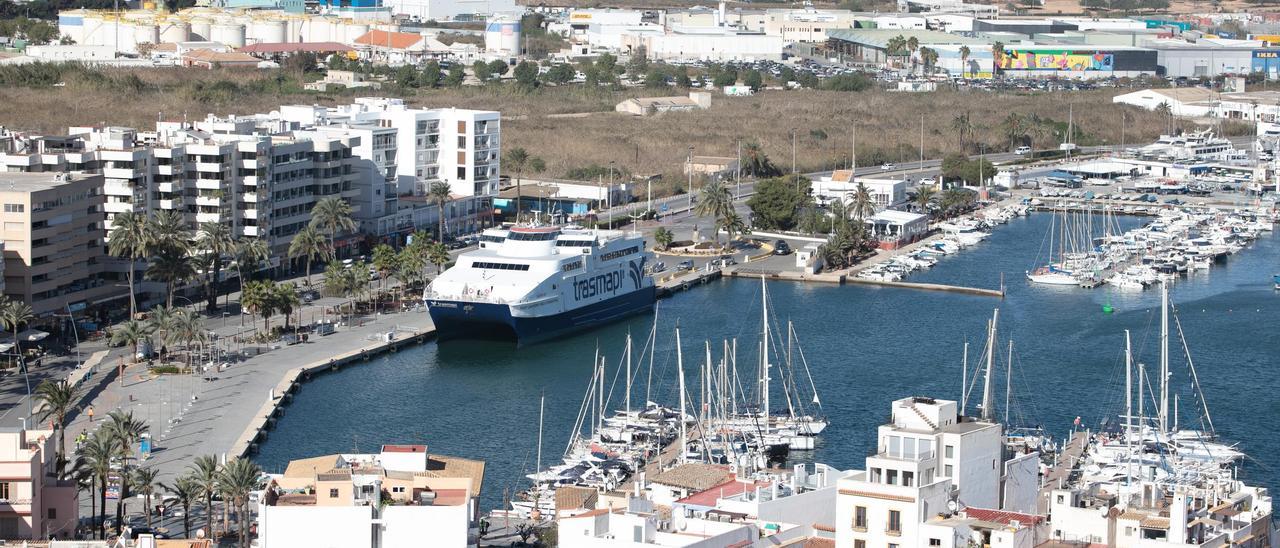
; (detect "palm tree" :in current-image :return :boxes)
[197,222,235,312]
[240,280,277,335]
[959,45,971,78]
[234,237,271,306]
[850,182,877,220]
[105,409,148,533]
[919,46,938,75]
[164,474,202,539]
[287,225,330,287]
[172,308,207,367]
[189,455,221,540]
[75,431,115,539]
[148,210,191,250]
[1003,112,1027,152]
[906,36,920,73]
[991,41,1006,77]
[653,227,674,251]
[505,147,530,222]
[1,298,34,405]
[34,379,76,472]
[915,185,938,217]
[952,112,973,152]
[719,210,746,244]
[886,35,907,68]
[217,458,264,548]
[740,141,779,177]
[146,306,178,359]
[426,242,450,274]
[310,197,356,251]
[132,467,159,527]
[273,282,301,330]
[108,211,149,317]
[110,319,152,363]
[147,248,195,308]
[427,181,453,239]
[694,180,734,248]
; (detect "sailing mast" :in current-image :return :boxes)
[761,277,771,426]
[534,393,545,518]
[1159,280,1170,434]
[1125,329,1133,486]
[981,308,999,422]
[676,328,688,465]
[625,333,632,428]
[960,341,969,415]
[1004,339,1013,426]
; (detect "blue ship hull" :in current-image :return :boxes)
[427,286,657,344]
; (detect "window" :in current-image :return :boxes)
[3,204,23,213]
[945,445,954,459]
[472,261,530,271]
[329,488,339,498]
[854,506,867,530]
[870,468,881,483]
[888,510,902,534]
[855,541,866,548]
[903,471,915,487]
[886,469,898,486]
[0,482,10,500]
[930,539,942,546]
[945,465,953,477]
[599,245,640,262]
[47,508,56,520]
[392,486,405,494]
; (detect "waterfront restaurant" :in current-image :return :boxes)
[864,210,928,250]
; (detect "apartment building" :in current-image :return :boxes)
[0,172,125,317]
[0,426,79,539]
[258,444,485,548]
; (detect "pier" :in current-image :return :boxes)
[1038,430,1089,513]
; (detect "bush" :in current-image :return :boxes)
[149,365,185,375]
[822,73,874,92]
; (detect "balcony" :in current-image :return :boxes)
[158,199,183,210]
[241,208,259,218]
[103,202,135,214]
[195,179,224,191]
[241,192,261,203]
[155,165,181,177]
[102,167,143,180]
[195,162,225,173]
[194,195,222,207]
[195,212,222,224]
[155,182,179,193]
[243,225,260,237]
[241,159,259,169]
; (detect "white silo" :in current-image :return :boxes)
[134,22,160,46]
[250,18,287,44]
[159,18,189,43]
[190,17,211,41]
[57,10,86,44]
[342,21,369,43]
[299,17,330,43]
[80,12,103,45]
[484,18,521,55]
[211,22,246,48]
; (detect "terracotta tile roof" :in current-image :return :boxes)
[419,454,485,495]
[382,444,427,453]
[963,507,1045,526]
[830,169,854,182]
[564,507,624,519]
[804,538,836,548]
[354,29,424,50]
[238,41,353,54]
[284,454,343,478]
[428,487,469,506]
[556,485,599,511]
[316,469,352,482]
[650,463,733,492]
[676,479,769,507]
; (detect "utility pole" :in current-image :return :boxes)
[851,125,857,172]
[791,128,797,177]
[919,114,925,173]
[736,138,742,201]
[687,146,694,208]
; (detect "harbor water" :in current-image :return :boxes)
[255,213,1280,512]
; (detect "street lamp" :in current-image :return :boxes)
[687,146,695,208]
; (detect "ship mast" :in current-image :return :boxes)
[676,328,687,465]
[1125,329,1133,486]
[1159,280,1170,434]
[761,277,770,425]
[981,308,999,422]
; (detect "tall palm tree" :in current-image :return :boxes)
[146,306,179,360]
[163,474,202,539]
[427,242,450,274]
[694,180,734,247]
[108,211,149,317]
[916,185,938,217]
[952,112,973,152]
[919,46,938,75]
[310,197,356,251]
[959,45,971,78]
[427,181,453,239]
[850,182,877,221]
[75,431,115,539]
[719,210,746,244]
[217,458,264,548]
[197,222,235,312]
[147,248,195,308]
[189,455,221,540]
[172,308,207,367]
[240,280,276,335]
[740,140,779,177]
[287,225,330,287]
[34,379,77,472]
[273,282,301,330]
[504,147,530,222]
[991,41,1006,76]
[147,210,191,250]
[132,466,159,527]
[234,237,271,308]
[1003,112,1027,152]
[110,319,152,363]
[886,35,907,68]
[105,409,148,534]
[906,36,920,73]
[1,298,34,407]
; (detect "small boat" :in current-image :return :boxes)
[1274,274,1280,290]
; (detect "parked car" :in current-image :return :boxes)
[445,240,468,250]
[773,240,792,255]
[313,322,336,336]
[881,163,895,171]
[716,254,737,266]
[676,260,694,272]
[648,261,667,274]
[1014,146,1032,155]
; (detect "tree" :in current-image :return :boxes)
[445,63,465,87]
[189,455,221,540]
[472,60,493,82]
[420,60,442,88]
[644,68,667,89]
[427,181,453,239]
[146,246,195,308]
[234,237,270,299]
[505,147,530,223]
[197,222,235,312]
[746,176,812,231]
[694,180,734,248]
[959,45,972,78]
[74,431,115,539]
[712,68,737,88]
[371,244,398,303]
[513,60,539,89]
[217,458,264,548]
[132,467,159,528]
[952,112,974,152]
[822,73,873,92]
[0,298,33,397]
[743,69,763,92]
[676,66,693,88]
[906,36,920,73]
[545,63,574,85]
[886,35,907,67]
[273,282,301,330]
[163,474,202,539]
[653,227,674,251]
[240,280,277,335]
[919,47,939,75]
[427,242,450,274]
[849,182,877,220]
[148,210,191,252]
[107,211,149,317]
[740,141,781,177]
[34,379,76,473]
[992,41,1006,76]
[105,410,148,533]
[310,197,356,250]
[1002,112,1028,151]
[288,225,331,287]
[488,59,509,78]
[915,185,937,217]
[720,210,746,244]
[110,319,152,363]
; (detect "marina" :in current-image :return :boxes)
[255,212,1280,516]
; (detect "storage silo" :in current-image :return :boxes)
[211,22,246,47]
[250,18,287,44]
[57,10,86,44]
[484,18,521,55]
[80,12,104,45]
[134,22,160,46]
[299,17,329,43]
[190,17,211,41]
[159,18,189,43]
[342,21,369,43]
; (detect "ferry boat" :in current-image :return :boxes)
[424,225,656,343]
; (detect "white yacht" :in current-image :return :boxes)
[424,225,656,343]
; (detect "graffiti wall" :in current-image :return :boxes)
[998,49,1115,72]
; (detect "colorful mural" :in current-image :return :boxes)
[998,49,1115,72]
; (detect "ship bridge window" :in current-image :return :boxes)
[562,260,583,272]
[507,231,559,241]
[599,246,640,262]
[472,261,531,271]
[480,234,506,243]
[556,240,594,247]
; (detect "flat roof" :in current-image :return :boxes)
[827,28,988,48]
[0,171,96,192]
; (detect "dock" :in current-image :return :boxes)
[844,277,1005,297]
[655,268,723,298]
[230,324,438,458]
[1038,430,1089,513]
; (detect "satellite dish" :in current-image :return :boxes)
[947,500,959,512]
